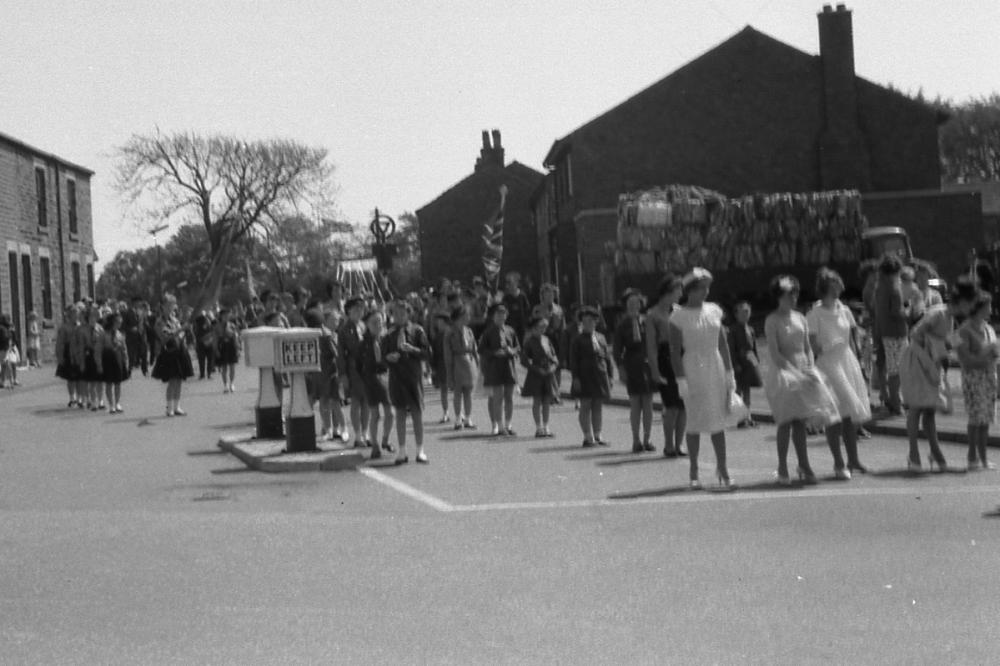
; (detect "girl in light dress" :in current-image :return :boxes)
[806,268,871,480]
[956,292,998,471]
[646,275,686,457]
[899,278,978,472]
[763,275,840,485]
[667,268,735,490]
[614,288,655,453]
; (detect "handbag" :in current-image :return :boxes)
[936,371,954,415]
[725,389,750,427]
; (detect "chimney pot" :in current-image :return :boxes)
[491,129,502,150]
[822,4,833,13]
[481,130,491,149]
[836,3,847,11]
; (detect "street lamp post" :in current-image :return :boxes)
[148,224,168,307]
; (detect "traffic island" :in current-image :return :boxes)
[217,433,365,473]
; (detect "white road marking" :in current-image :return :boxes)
[358,467,455,512]
[359,465,1000,513]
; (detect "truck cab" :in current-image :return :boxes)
[861,227,913,264]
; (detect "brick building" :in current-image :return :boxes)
[534,5,949,303]
[417,131,543,288]
[0,132,97,359]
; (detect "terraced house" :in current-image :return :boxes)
[0,131,97,359]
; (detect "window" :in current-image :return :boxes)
[67,179,78,235]
[86,263,95,299]
[8,252,21,344]
[71,260,81,303]
[21,255,33,316]
[35,167,47,228]
[40,256,52,319]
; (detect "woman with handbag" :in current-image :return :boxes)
[806,268,872,479]
[899,277,978,472]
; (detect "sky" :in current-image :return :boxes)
[2,0,998,271]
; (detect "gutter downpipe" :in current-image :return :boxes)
[53,160,66,312]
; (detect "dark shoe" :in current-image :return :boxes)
[632,442,644,454]
[369,447,382,460]
[394,456,409,466]
[676,449,688,457]
[663,449,678,458]
[848,461,868,474]
[582,440,596,448]
[415,451,429,464]
[505,427,516,437]
[643,442,655,452]
[353,440,366,449]
[173,408,187,417]
[737,420,749,429]
[596,438,610,447]
[381,442,395,454]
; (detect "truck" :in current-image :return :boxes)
[606,186,920,316]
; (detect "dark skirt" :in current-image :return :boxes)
[521,368,559,400]
[364,371,391,405]
[102,347,130,384]
[483,356,518,387]
[306,372,337,403]
[82,350,102,382]
[657,342,684,409]
[389,364,424,411]
[571,368,611,400]
[151,346,194,382]
[622,348,654,396]
[217,338,239,365]
[55,343,79,380]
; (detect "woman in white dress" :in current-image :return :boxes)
[763,276,840,485]
[806,268,871,479]
[668,268,735,490]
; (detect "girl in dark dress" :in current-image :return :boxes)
[478,304,521,437]
[151,295,194,416]
[385,300,431,464]
[431,314,452,424]
[646,275,687,457]
[614,288,655,453]
[215,308,240,394]
[569,306,614,447]
[359,310,395,458]
[80,306,106,411]
[102,312,130,414]
[521,315,560,438]
[55,304,83,407]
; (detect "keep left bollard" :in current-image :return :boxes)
[242,326,285,439]
[273,328,322,453]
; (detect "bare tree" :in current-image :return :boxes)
[940,94,1000,183]
[115,130,335,307]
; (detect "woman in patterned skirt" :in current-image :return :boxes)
[957,291,998,471]
[151,294,194,416]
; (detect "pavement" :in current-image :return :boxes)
[2,364,999,664]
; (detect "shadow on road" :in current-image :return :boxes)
[597,455,675,467]
[868,467,967,479]
[210,467,254,475]
[188,449,229,457]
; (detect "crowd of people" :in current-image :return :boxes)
[3,254,997,487]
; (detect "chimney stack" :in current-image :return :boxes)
[475,129,505,172]
[816,4,870,189]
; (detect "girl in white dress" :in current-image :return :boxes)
[668,268,735,490]
[806,268,871,479]
[764,276,840,485]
